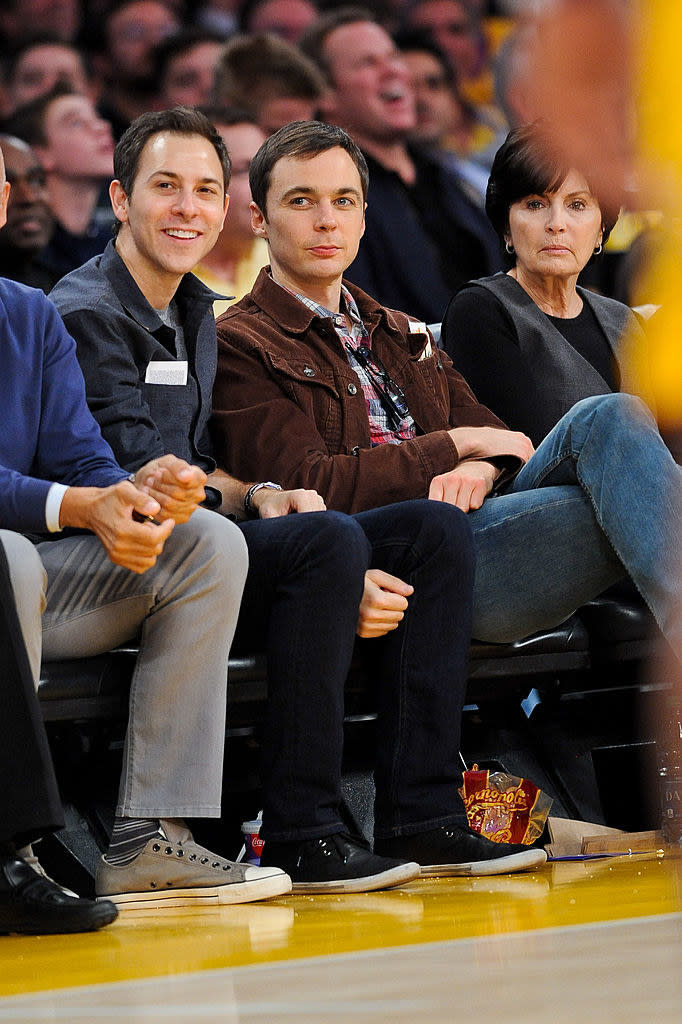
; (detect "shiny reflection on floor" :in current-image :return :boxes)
[1,912,680,1023]
[0,851,679,1005]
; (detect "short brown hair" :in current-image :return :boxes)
[299,6,377,84]
[114,105,231,197]
[249,119,369,215]
[3,81,76,148]
[213,34,325,115]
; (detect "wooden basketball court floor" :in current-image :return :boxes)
[1,851,679,1023]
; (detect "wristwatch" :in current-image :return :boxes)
[243,481,282,517]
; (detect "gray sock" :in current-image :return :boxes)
[103,817,161,866]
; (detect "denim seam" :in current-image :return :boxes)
[473,492,582,534]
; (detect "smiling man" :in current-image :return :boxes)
[50,107,554,889]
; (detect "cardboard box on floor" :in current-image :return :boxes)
[544,817,665,858]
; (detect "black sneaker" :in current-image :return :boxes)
[374,825,547,877]
[260,832,421,894]
[0,854,118,935]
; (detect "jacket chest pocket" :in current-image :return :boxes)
[265,352,343,437]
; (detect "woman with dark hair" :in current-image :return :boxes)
[441,122,650,447]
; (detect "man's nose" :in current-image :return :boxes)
[171,190,198,216]
[314,201,337,228]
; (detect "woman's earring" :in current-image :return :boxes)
[594,241,603,255]
[505,241,515,255]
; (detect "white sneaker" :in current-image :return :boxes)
[96,821,291,909]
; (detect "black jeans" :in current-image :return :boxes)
[235,500,474,842]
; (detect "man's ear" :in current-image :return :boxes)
[109,179,129,225]
[250,200,267,238]
[0,180,10,229]
[220,193,230,229]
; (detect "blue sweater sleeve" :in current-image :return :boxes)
[0,282,127,533]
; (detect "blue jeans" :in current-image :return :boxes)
[470,394,680,655]
[236,500,475,842]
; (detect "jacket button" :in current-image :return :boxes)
[347,383,358,395]
[351,446,360,456]
[304,366,315,377]
[436,360,443,370]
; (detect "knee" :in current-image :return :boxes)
[176,509,249,587]
[419,499,475,573]
[0,530,46,610]
[572,392,654,430]
[377,499,475,577]
[402,498,474,547]
[302,510,370,576]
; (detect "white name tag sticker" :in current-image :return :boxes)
[408,320,428,335]
[145,360,188,385]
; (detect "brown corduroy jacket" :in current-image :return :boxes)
[212,268,519,514]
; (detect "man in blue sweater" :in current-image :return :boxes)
[0,138,293,917]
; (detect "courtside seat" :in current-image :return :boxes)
[577,588,656,665]
[38,614,594,729]
[468,616,590,681]
[38,649,136,723]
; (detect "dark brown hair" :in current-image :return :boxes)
[486,122,618,264]
[249,119,369,215]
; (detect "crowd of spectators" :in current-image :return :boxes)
[2,0,646,314]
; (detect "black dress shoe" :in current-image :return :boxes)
[260,832,420,894]
[0,854,118,935]
[374,825,547,877]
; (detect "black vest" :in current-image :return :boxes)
[472,273,646,438]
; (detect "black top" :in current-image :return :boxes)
[345,146,502,325]
[442,279,621,445]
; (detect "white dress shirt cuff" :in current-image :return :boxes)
[45,483,69,533]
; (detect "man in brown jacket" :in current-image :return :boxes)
[212,120,681,658]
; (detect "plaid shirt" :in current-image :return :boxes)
[286,282,416,446]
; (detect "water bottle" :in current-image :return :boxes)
[659,698,682,844]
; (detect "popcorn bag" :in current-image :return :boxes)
[459,765,553,845]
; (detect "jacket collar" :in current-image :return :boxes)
[244,266,406,339]
[100,239,223,333]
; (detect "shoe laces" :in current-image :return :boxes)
[302,831,370,867]
[150,837,235,873]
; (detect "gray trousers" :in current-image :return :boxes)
[0,508,248,819]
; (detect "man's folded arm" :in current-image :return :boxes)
[211,342,460,515]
